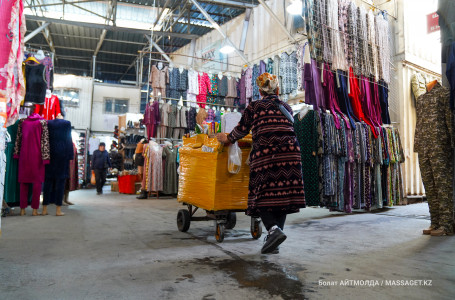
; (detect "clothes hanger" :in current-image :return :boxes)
[24,56,41,65]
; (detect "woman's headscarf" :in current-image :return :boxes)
[256,72,279,95]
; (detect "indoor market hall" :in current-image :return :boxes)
[1,0,454,300]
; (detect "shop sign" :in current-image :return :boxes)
[427,12,440,34]
[197,40,227,71]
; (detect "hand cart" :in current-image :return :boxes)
[176,135,262,242]
[177,204,262,243]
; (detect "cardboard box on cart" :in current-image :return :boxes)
[177,134,252,211]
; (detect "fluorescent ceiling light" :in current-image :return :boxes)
[220,44,235,54]
[286,0,302,15]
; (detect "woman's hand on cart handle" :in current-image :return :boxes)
[216,133,230,144]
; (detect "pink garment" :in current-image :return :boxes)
[1,0,26,126]
[0,1,14,90]
[322,63,342,129]
[14,114,50,183]
[145,144,163,192]
[20,183,41,209]
[196,94,208,108]
[197,72,211,108]
[360,76,379,138]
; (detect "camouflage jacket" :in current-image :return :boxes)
[414,83,454,154]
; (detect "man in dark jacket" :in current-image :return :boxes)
[91,142,112,195]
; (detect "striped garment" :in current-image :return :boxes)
[228,95,306,216]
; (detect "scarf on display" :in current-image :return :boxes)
[5,0,26,127]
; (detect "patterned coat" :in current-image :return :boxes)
[228,95,306,216]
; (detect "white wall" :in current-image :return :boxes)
[91,83,141,132]
[53,74,93,130]
[170,0,306,74]
[393,0,441,196]
[401,0,440,72]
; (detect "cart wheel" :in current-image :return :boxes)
[225,212,237,230]
[177,209,191,232]
[251,218,262,239]
[215,223,225,242]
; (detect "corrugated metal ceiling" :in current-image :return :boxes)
[25,0,257,82]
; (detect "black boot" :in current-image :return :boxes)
[136,190,148,199]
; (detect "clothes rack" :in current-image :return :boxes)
[140,51,245,70]
[153,96,240,109]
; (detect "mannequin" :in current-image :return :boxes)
[218,72,223,80]
[414,80,455,236]
[299,104,313,119]
[157,62,163,70]
[35,49,45,60]
[136,139,149,199]
[24,57,47,105]
[426,80,438,92]
[14,114,50,216]
[42,117,73,216]
[163,141,178,195]
[411,72,427,100]
[145,140,163,194]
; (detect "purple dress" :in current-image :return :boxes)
[13,114,50,183]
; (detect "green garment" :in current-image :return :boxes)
[294,110,320,206]
[4,120,20,204]
[162,147,178,195]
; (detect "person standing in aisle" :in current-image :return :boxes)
[217,73,305,254]
[91,142,112,195]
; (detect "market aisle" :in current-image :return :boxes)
[0,189,454,300]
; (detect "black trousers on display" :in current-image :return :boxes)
[259,210,287,232]
[94,169,107,193]
[43,178,66,206]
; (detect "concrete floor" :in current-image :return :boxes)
[0,188,454,300]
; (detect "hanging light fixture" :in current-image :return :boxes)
[219,11,235,55]
[220,39,235,54]
[286,0,303,15]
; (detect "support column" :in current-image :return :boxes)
[239,8,252,52]
[92,55,96,79]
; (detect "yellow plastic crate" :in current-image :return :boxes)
[178,135,251,211]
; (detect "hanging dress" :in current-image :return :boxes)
[294,110,320,206]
